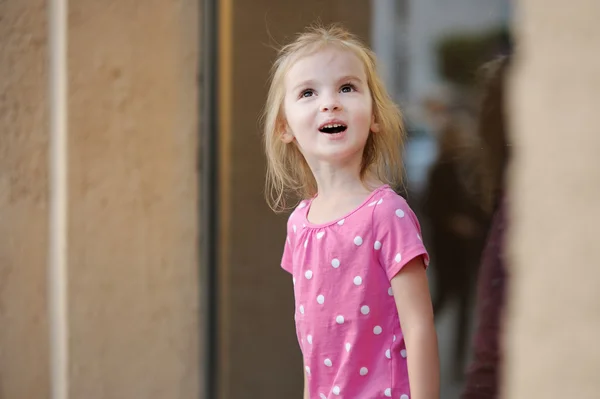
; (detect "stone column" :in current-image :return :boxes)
[0,1,51,397]
[505,0,600,397]
[0,1,202,398]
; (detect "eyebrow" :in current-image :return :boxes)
[291,75,364,92]
[337,75,363,84]
[292,79,316,93]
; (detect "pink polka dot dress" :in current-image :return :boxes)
[281,185,429,399]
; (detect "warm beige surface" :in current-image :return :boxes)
[217,2,371,398]
[505,0,600,397]
[0,1,51,398]
[0,1,202,398]
[67,1,201,398]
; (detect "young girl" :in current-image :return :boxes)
[263,24,439,399]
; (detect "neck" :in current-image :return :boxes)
[308,156,380,199]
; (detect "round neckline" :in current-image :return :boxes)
[303,184,390,229]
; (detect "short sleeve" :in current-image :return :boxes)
[372,192,430,281]
[280,214,295,274]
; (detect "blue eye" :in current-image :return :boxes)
[300,89,314,98]
[340,84,356,93]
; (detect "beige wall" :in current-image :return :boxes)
[0,1,202,398]
[217,2,371,398]
[505,0,600,397]
[0,1,51,397]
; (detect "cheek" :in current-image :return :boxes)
[351,101,374,127]
[286,105,313,131]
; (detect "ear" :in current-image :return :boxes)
[278,118,295,143]
[281,130,295,143]
[370,115,380,133]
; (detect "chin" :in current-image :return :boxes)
[315,147,364,164]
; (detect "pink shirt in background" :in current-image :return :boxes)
[281,185,429,399]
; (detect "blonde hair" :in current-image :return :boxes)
[263,24,406,212]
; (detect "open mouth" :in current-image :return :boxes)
[319,123,348,134]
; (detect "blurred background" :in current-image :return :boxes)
[1,0,599,399]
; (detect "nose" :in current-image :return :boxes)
[320,94,342,112]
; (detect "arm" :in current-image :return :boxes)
[462,203,507,398]
[391,258,440,399]
[303,365,309,399]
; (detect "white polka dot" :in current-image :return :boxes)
[374,326,382,335]
[324,358,332,367]
[386,349,391,359]
[395,209,405,218]
[368,200,377,207]
[317,295,325,304]
[320,394,327,399]
[384,388,392,397]
[307,335,313,344]
[337,219,345,225]
[336,315,345,324]
[333,386,341,395]
[293,224,297,233]
[298,202,307,208]
[317,231,325,239]
[354,236,363,246]
[360,367,368,376]
[401,349,407,358]
[374,240,382,250]
[361,305,370,315]
[299,305,304,314]
[305,366,310,374]
[305,270,313,279]
[377,198,383,205]
[393,335,397,342]
[303,223,306,228]
[304,239,308,248]
[292,277,296,286]
[331,258,340,268]
[287,237,291,245]
[417,233,422,241]
[354,276,363,286]
[425,257,430,266]
[345,343,351,352]
[388,287,393,296]
[401,395,409,399]
[394,253,402,263]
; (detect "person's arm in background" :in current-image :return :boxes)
[462,203,507,399]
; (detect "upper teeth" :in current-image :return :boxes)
[323,124,343,129]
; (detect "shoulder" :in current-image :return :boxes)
[371,187,421,229]
[286,199,310,227]
[372,187,411,217]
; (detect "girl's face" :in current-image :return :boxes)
[282,46,378,168]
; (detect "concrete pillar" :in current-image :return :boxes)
[505,0,600,397]
[0,1,51,397]
[0,1,202,398]
[217,2,371,398]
